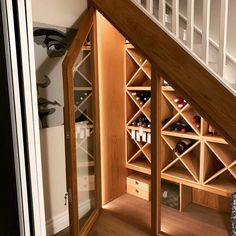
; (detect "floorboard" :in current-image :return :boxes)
[54,193,230,236]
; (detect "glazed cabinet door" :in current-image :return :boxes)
[62,8,101,236]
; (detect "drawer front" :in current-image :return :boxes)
[127,184,150,201]
[78,175,95,191]
[127,176,150,192]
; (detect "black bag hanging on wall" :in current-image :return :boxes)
[232,192,236,236]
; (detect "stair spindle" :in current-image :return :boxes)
[187,0,194,50]
[146,0,153,15]
[218,0,228,78]
[172,0,179,37]
[159,0,165,25]
[202,0,210,64]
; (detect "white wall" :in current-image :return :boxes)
[32,0,87,28]
[31,0,87,235]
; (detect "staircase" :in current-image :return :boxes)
[134,0,236,92]
[88,0,236,146]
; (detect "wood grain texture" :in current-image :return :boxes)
[96,12,127,204]
[180,184,192,211]
[92,9,102,212]
[151,68,162,235]
[55,194,230,236]
[88,0,236,148]
[63,8,94,235]
[192,188,231,213]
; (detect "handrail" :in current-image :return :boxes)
[89,0,236,148]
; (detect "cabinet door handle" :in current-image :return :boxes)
[135,181,139,185]
[136,189,139,193]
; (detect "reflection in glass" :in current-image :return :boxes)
[72,31,97,229]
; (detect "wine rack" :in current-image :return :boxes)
[125,44,236,204]
[161,86,236,197]
[125,44,151,175]
[73,41,95,167]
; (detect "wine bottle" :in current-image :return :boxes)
[174,139,194,155]
[163,80,169,86]
[132,115,150,128]
[178,100,187,108]
[181,123,193,133]
[193,115,201,128]
[169,122,183,132]
[208,124,220,136]
[174,96,184,104]
[161,117,171,126]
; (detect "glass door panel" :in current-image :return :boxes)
[73,32,97,228]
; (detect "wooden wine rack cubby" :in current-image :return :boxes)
[125,44,236,201]
[161,87,236,197]
[73,42,95,167]
[125,44,151,175]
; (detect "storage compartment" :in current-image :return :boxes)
[127,173,150,200]
[161,180,180,210]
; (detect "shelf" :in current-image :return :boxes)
[161,135,199,158]
[206,170,236,194]
[126,93,140,122]
[126,48,146,66]
[161,137,178,170]
[127,136,140,161]
[203,144,226,183]
[73,50,91,72]
[74,87,92,91]
[79,133,94,157]
[76,145,94,163]
[127,129,145,149]
[229,165,236,179]
[126,52,139,84]
[142,99,151,119]
[162,161,197,184]
[162,86,175,91]
[74,91,92,107]
[206,142,236,167]
[162,90,187,112]
[162,131,199,140]
[75,110,93,124]
[180,144,200,182]
[142,60,151,78]
[181,107,201,135]
[127,86,151,91]
[126,157,151,175]
[128,69,151,87]
[74,71,91,87]
[127,126,151,133]
[142,144,151,163]
[77,53,92,83]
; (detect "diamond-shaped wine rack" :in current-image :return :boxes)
[73,40,94,168]
[125,45,151,175]
[161,86,236,195]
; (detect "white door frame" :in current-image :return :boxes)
[3,0,46,235]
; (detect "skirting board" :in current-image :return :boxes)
[46,199,92,235]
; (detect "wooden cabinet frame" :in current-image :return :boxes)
[63,8,162,236]
[62,8,101,236]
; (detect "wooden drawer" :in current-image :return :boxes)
[127,173,151,192]
[127,185,150,201]
[78,175,95,191]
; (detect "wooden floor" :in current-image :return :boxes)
[55,193,230,236]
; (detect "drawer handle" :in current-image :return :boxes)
[135,181,139,185]
[136,189,139,193]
